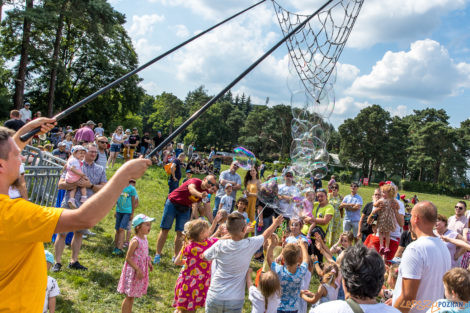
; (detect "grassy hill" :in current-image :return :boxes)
[46,163,462,312]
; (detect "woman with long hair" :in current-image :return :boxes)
[244,166,261,223]
[107,126,125,168]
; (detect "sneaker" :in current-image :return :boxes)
[51,263,62,272]
[80,196,87,203]
[68,261,88,271]
[153,254,161,264]
[83,229,96,236]
[68,198,77,209]
[112,248,124,256]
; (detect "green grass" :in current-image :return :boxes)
[46,164,462,312]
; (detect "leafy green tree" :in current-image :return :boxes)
[148,92,187,137]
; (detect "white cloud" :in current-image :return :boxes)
[140,81,161,96]
[348,0,468,48]
[129,14,165,37]
[174,24,189,38]
[385,104,409,117]
[347,39,470,102]
[133,38,162,63]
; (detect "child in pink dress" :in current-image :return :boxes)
[118,214,154,313]
[173,218,219,312]
[65,145,87,209]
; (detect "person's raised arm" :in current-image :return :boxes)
[266,234,278,266]
[301,285,326,304]
[441,235,470,251]
[299,239,309,264]
[13,117,56,151]
[262,215,284,241]
[188,183,207,199]
[54,158,150,233]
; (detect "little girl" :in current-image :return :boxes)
[374,184,399,254]
[66,145,87,209]
[381,263,399,301]
[285,218,310,245]
[247,268,281,313]
[118,214,154,313]
[330,232,354,256]
[300,263,339,310]
[173,219,218,312]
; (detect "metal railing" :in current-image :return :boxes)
[22,145,66,206]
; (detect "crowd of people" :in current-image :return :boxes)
[2,113,470,313]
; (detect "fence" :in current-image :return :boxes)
[22,145,66,207]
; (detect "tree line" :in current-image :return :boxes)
[1,1,468,188]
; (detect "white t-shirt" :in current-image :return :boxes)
[310,301,401,313]
[249,286,281,313]
[389,199,406,241]
[204,235,264,301]
[19,108,31,122]
[278,184,299,218]
[43,276,60,313]
[220,195,234,211]
[299,270,312,313]
[392,236,451,313]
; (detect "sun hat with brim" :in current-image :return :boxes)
[45,250,54,264]
[132,214,155,227]
[71,145,87,154]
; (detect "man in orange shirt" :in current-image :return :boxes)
[0,118,151,312]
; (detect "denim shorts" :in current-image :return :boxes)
[160,199,191,232]
[115,212,131,230]
[110,143,121,152]
[205,297,244,313]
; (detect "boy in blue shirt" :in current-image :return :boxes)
[113,179,137,255]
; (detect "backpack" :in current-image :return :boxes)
[164,163,172,175]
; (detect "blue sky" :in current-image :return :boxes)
[109,0,470,128]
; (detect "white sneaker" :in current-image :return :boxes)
[68,198,77,209]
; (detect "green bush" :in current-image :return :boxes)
[338,170,353,183]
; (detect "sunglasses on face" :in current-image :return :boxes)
[207,180,216,187]
[455,206,465,210]
[98,141,108,144]
[331,186,338,190]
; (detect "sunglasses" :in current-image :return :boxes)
[207,180,217,187]
[98,141,108,144]
[331,186,339,190]
[455,206,465,210]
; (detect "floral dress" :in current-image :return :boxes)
[173,237,218,310]
[377,199,397,233]
[327,194,342,247]
[117,236,149,297]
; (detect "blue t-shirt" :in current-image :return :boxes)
[342,194,363,222]
[272,261,308,311]
[116,185,137,214]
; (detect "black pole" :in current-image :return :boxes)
[19,0,267,142]
[146,0,334,159]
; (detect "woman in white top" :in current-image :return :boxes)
[107,126,125,168]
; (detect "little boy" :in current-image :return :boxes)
[44,250,60,313]
[203,212,284,312]
[235,197,249,221]
[113,179,137,255]
[267,236,309,313]
[182,169,192,183]
[427,268,470,313]
[219,183,234,212]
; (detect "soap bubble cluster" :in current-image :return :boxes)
[233,146,256,170]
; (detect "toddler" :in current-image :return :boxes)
[374,184,398,254]
[219,183,234,212]
[301,263,339,310]
[173,219,218,312]
[65,145,87,209]
[247,267,281,313]
[117,214,154,313]
[43,250,60,313]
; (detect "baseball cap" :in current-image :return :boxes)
[24,102,31,106]
[132,127,138,130]
[225,183,233,188]
[44,250,54,264]
[132,214,155,227]
[125,129,131,133]
[86,120,96,125]
[57,142,66,147]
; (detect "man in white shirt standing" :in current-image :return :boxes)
[19,102,32,123]
[392,201,451,313]
[278,170,299,220]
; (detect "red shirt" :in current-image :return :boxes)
[168,178,203,207]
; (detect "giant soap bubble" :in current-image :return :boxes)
[233,146,256,170]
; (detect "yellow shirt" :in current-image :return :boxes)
[0,194,63,312]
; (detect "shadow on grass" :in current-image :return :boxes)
[88,270,119,292]
[56,297,81,313]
